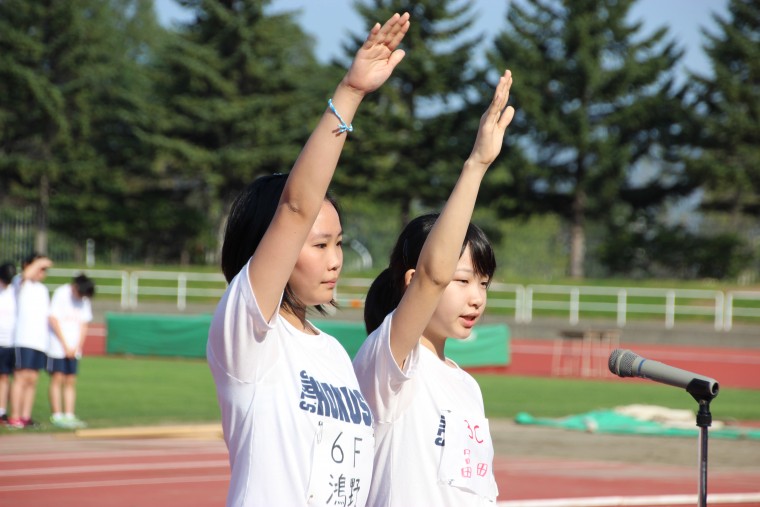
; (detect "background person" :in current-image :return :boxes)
[206,12,410,507]
[353,70,514,506]
[8,253,53,429]
[47,274,95,429]
[0,261,17,424]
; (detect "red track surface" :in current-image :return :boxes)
[2,328,757,506]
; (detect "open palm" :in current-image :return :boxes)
[344,12,411,95]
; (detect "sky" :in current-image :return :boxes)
[154,0,730,80]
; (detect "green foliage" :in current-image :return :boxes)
[486,0,694,278]
[686,0,760,221]
[337,0,484,225]
[599,222,755,280]
[153,0,332,211]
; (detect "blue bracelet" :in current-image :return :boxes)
[328,98,353,133]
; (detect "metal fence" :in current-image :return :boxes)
[46,268,760,331]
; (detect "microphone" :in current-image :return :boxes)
[608,349,719,400]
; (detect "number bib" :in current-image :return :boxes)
[438,413,499,501]
[307,420,374,507]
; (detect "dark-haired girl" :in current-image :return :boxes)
[206,13,410,507]
[353,70,515,507]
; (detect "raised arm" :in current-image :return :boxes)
[249,13,410,320]
[389,70,515,366]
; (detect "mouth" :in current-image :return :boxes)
[460,314,480,328]
[323,280,338,289]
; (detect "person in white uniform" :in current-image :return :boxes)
[206,13,411,507]
[0,262,17,424]
[353,70,515,507]
[47,274,95,429]
[8,254,53,429]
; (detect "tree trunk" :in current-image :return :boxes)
[569,190,586,278]
[35,174,49,255]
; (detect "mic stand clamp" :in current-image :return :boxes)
[687,379,718,507]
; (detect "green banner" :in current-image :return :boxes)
[105,313,509,367]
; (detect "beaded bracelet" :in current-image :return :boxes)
[328,98,353,133]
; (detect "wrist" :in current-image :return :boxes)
[463,158,490,174]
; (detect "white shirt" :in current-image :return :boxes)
[48,284,93,359]
[0,284,16,347]
[13,278,50,353]
[353,312,498,507]
[207,260,374,507]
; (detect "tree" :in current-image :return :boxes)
[0,0,165,259]
[336,0,484,227]
[487,0,692,278]
[149,0,332,254]
[687,0,760,227]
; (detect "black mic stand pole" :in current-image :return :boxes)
[686,379,719,507]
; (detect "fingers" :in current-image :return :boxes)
[488,70,514,129]
[364,12,410,50]
[387,49,407,70]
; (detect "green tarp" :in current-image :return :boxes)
[105,313,510,367]
[515,409,760,440]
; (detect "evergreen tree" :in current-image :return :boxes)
[337,0,483,226]
[0,0,163,259]
[487,0,691,278]
[149,0,332,251]
[687,0,760,227]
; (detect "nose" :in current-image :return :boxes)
[328,244,343,271]
[469,285,485,309]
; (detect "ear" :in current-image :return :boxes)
[403,268,415,288]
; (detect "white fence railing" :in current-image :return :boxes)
[46,269,760,331]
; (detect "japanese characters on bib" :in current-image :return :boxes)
[438,413,498,499]
[207,260,374,507]
[353,311,498,507]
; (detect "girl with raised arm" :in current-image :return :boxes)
[353,70,515,507]
[206,13,410,507]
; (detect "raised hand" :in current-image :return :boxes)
[468,70,515,168]
[343,12,411,95]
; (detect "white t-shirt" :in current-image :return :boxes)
[13,278,50,353]
[48,284,93,359]
[0,284,16,347]
[207,260,375,507]
[353,312,499,507]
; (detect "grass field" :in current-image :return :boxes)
[3,355,757,433]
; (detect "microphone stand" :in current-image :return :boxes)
[686,379,718,507]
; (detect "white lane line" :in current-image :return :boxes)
[497,492,760,507]
[1,459,229,477]
[0,474,230,492]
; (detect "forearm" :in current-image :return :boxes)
[280,82,364,221]
[416,160,488,284]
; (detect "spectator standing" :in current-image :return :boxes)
[7,254,52,429]
[47,274,95,429]
[0,261,17,424]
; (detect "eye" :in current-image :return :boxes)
[315,243,328,249]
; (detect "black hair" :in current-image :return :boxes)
[22,252,44,268]
[0,262,16,285]
[73,274,95,298]
[363,212,496,335]
[220,173,342,316]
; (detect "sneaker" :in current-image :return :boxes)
[22,418,40,429]
[6,417,25,429]
[0,414,8,425]
[64,414,87,429]
[50,414,71,429]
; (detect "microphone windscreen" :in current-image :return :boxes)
[608,348,638,377]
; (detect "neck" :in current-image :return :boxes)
[420,335,447,362]
[279,307,318,335]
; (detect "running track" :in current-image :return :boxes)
[3,335,759,506]
[1,432,759,507]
